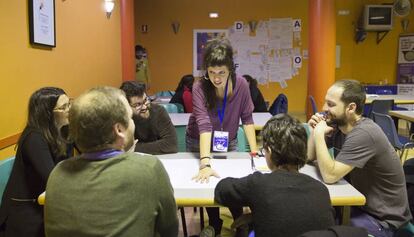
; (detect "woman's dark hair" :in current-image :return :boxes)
[243,74,258,89]
[262,114,307,169]
[175,74,195,92]
[18,87,68,158]
[201,39,236,110]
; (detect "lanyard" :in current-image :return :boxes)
[218,78,230,129]
[82,149,123,161]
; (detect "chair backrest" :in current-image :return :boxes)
[372,112,402,148]
[175,126,186,152]
[268,94,288,116]
[309,95,317,114]
[172,103,184,113]
[159,103,178,113]
[0,157,15,205]
[368,99,394,119]
[237,127,250,152]
[156,91,175,97]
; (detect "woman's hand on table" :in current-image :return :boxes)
[192,167,220,183]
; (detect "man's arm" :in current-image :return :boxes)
[215,174,254,208]
[313,121,354,184]
[243,124,257,152]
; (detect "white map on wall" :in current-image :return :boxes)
[229,18,296,86]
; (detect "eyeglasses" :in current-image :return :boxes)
[53,101,71,112]
[130,97,150,110]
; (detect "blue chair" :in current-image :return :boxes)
[237,127,250,152]
[367,99,394,119]
[372,112,414,162]
[159,103,178,113]
[175,125,186,152]
[395,221,414,237]
[172,103,184,113]
[375,89,393,95]
[309,95,318,114]
[155,91,175,97]
[0,157,15,205]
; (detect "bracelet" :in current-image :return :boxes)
[200,156,211,160]
[199,164,211,170]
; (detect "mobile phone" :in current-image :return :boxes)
[212,155,227,159]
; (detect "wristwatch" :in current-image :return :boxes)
[199,164,211,170]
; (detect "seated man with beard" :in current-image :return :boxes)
[120,81,178,155]
[307,79,412,237]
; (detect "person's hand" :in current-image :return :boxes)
[308,113,326,129]
[192,167,220,183]
[313,120,334,137]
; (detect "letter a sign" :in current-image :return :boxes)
[292,19,301,32]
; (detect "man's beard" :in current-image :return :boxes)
[326,113,347,127]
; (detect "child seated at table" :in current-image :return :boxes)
[214,114,335,237]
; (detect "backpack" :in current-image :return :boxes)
[268,93,288,116]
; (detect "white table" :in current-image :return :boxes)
[168,113,272,130]
[389,110,414,123]
[157,152,366,207]
[366,94,414,104]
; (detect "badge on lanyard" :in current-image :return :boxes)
[213,130,229,152]
[213,78,230,152]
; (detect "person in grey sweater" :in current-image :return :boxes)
[44,87,178,237]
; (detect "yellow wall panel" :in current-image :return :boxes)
[0,0,122,159]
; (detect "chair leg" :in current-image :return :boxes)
[180,207,188,237]
[200,207,205,230]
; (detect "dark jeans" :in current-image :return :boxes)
[206,206,243,234]
[350,207,395,237]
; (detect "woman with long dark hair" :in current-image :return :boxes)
[186,40,258,235]
[169,74,194,113]
[243,74,267,112]
[0,87,73,237]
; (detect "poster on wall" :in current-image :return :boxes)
[193,29,228,77]
[29,0,56,47]
[397,34,414,84]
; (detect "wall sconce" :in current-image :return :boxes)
[104,0,115,19]
[248,20,258,34]
[172,21,180,34]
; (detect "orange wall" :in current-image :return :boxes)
[135,0,309,114]
[136,0,414,113]
[0,0,122,159]
[336,0,414,84]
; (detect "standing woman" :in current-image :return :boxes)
[0,87,73,237]
[186,40,258,235]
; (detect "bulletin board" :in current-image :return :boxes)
[229,18,303,88]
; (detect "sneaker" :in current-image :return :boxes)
[200,226,215,237]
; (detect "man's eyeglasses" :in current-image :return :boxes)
[130,97,150,110]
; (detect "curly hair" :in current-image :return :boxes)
[119,81,146,103]
[262,114,307,168]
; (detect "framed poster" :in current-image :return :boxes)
[193,29,228,77]
[29,0,56,47]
